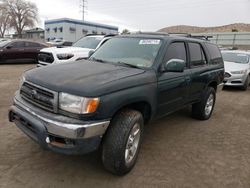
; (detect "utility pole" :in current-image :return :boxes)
[81,0,86,21]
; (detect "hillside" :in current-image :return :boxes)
[158,23,250,33]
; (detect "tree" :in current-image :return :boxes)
[121,29,130,34]
[232,28,238,32]
[2,0,38,38]
[0,4,10,37]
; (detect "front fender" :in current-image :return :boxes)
[96,83,157,120]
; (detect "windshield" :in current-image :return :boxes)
[91,37,162,68]
[222,52,249,64]
[0,41,11,47]
[73,36,103,49]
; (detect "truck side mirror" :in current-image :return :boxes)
[162,59,185,72]
[88,50,95,58]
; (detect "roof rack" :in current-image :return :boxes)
[135,31,169,36]
[169,33,213,41]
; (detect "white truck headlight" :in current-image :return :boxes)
[231,70,247,74]
[57,53,74,60]
[59,93,99,114]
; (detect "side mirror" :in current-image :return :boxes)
[162,59,185,72]
[6,45,13,49]
[88,50,95,58]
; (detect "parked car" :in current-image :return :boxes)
[46,39,73,47]
[0,38,10,43]
[38,35,114,67]
[222,50,250,90]
[9,33,224,175]
[0,40,48,64]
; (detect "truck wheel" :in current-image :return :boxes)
[242,76,249,91]
[192,87,216,120]
[102,109,144,175]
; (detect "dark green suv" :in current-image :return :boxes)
[9,33,224,175]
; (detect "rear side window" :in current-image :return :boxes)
[206,43,222,64]
[188,43,207,66]
[12,41,25,48]
[165,42,187,64]
[25,42,40,48]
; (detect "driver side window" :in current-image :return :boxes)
[165,42,187,66]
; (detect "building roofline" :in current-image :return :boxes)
[45,18,118,31]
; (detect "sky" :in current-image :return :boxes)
[29,0,250,31]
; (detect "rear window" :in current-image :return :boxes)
[206,43,222,64]
[188,43,207,66]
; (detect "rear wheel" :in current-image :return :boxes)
[192,87,216,120]
[102,109,144,175]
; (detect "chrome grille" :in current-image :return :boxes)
[20,82,58,113]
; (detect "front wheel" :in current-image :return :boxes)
[102,109,144,175]
[192,87,216,120]
[242,75,249,91]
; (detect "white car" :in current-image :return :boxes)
[38,35,113,67]
[222,50,250,90]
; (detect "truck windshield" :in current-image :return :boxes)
[73,37,103,49]
[90,37,162,68]
[222,52,249,64]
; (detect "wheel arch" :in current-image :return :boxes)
[111,100,153,125]
[207,80,218,91]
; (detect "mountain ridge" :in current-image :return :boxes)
[158,23,250,33]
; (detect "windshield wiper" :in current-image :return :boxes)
[116,61,140,69]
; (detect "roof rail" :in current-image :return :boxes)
[169,33,213,41]
[135,31,169,36]
[85,33,106,37]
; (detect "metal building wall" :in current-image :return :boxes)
[195,32,250,47]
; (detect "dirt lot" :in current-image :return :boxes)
[0,64,250,188]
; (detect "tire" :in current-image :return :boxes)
[102,109,144,175]
[192,87,216,120]
[242,76,249,91]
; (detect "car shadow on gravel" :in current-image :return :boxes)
[222,86,249,92]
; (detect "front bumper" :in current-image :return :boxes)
[9,96,110,155]
[224,73,248,86]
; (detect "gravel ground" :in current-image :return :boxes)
[0,64,250,188]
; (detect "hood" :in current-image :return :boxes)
[25,61,155,97]
[224,61,249,72]
[41,46,93,54]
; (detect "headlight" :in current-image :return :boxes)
[59,92,100,114]
[230,70,248,74]
[57,53,74,60]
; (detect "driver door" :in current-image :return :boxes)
[2,41,26,63]
[157,42,191,118]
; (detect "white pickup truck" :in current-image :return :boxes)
[37,35,113,67]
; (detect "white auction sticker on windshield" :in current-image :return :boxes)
[139,40,160,45]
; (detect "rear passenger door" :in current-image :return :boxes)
[157,42,191,117]
[188,42,209,102]
[24,42,42,62]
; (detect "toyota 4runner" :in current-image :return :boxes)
[9,32,224,175]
